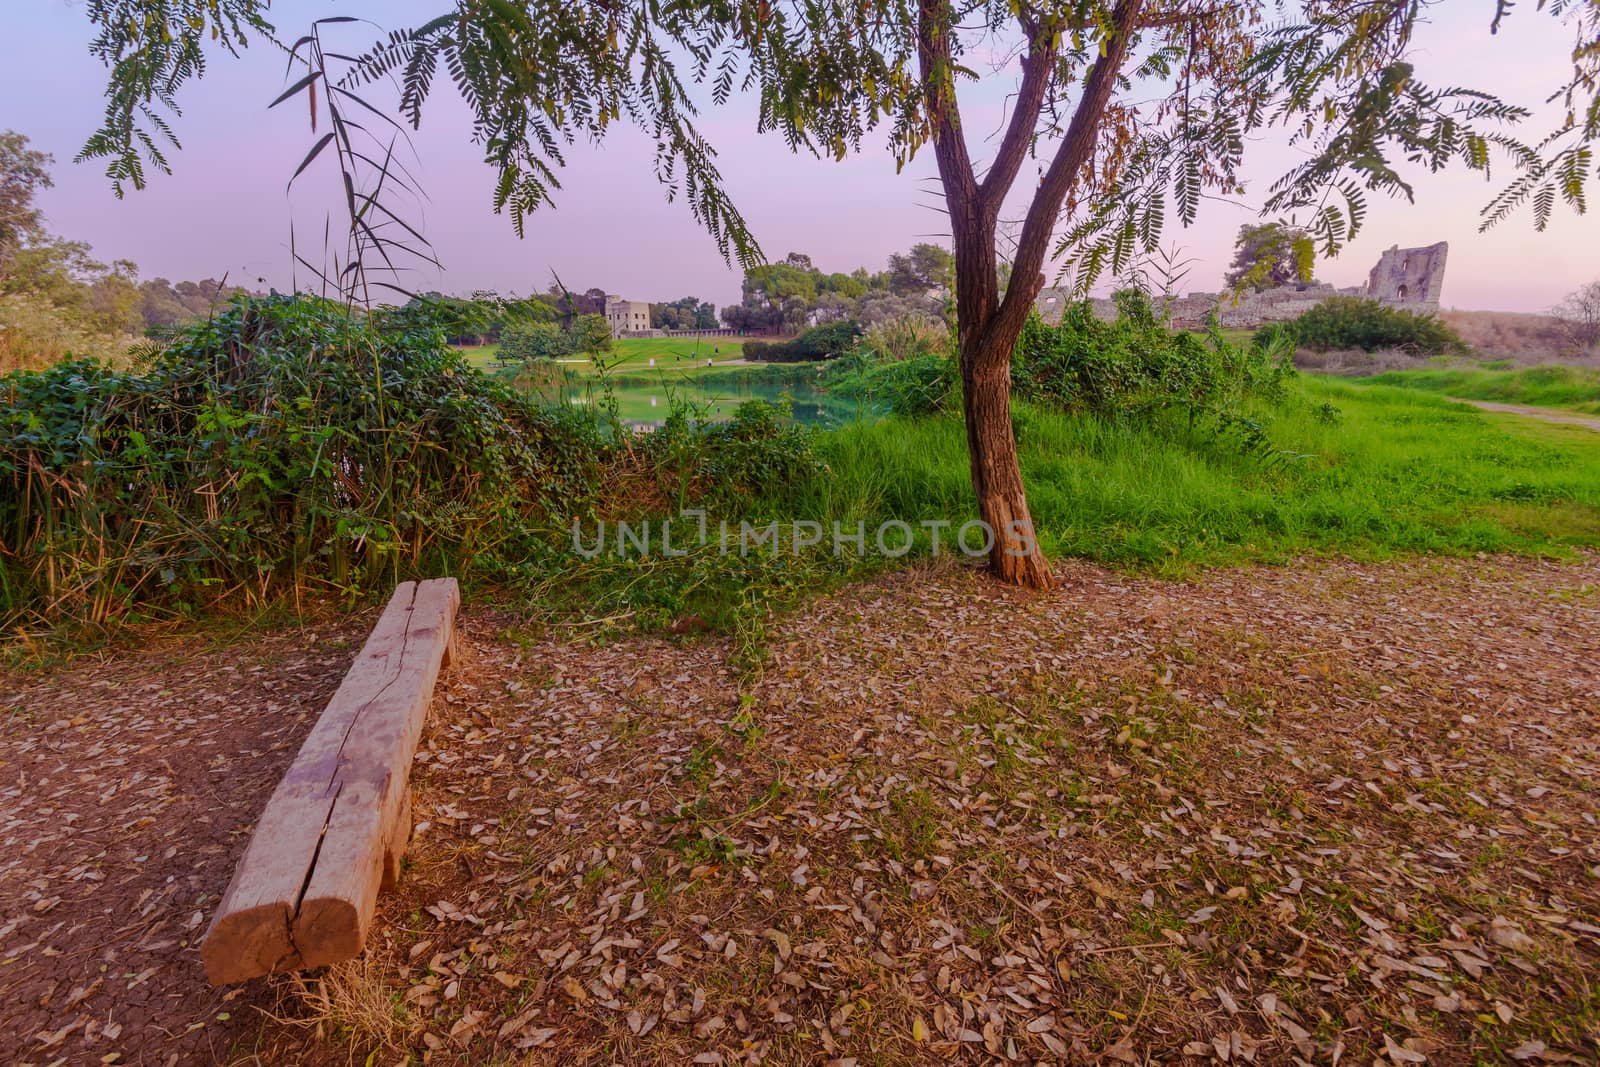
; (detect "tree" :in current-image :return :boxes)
[573,312,612,357]
[652,295,717,330]
[81,1,1600,587]
[1553,280,1600,350]
[1223,222,1316,293]
[888,243,954,296]
[1,131,53,281]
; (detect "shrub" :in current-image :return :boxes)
[645,398,823,504]
[1266,296,1466,354]
[0,294,608,631]
[0,294,840,636]
[860,314,951,363]
[1016,290,1294,414]
[746,320,864,362]
[823,352,956,416]
[501,321,575,361]
[1011,290,1301,455]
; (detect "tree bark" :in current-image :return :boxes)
[959,315,1054,588]
[919,0,1144,590]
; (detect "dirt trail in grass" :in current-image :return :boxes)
[5,554,1600,1066]
[1453,397,1600,432]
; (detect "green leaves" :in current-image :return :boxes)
[77,0,274,197]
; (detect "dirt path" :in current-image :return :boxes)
[1453,396,1600,432]
[5,554,1600,1065]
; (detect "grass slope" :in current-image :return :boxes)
[1356,365,1600,414]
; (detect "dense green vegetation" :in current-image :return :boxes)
[1358,365,1600,415]
[743,320,864,362]
[1258,296,1466,355]
[6,292,1598,644]
[0,296,813,635]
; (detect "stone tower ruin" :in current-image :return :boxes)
[1364,242,1448,309]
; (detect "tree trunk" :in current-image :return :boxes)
[958,313,1055,589]
[916,0,1140,592]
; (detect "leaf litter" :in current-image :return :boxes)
[6,553,1600,1065]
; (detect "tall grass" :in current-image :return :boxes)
[794,377,1600,569]
[544,376,1600,637]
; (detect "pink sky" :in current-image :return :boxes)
[3,1,1596,312]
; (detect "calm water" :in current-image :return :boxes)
[560,377,884,430]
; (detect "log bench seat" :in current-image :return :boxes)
[201,578,460,985]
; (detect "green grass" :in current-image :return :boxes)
[545,374,1600,635]
[1356,365,1600,415]
[458,335,757,375]
[786,374,1600,571]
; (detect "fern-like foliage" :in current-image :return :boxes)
[78,0,274,197]
[76,0,1600,303]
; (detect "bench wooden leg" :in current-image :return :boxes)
[383,784,413,891]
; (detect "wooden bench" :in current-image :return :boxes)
[201,578,460,985]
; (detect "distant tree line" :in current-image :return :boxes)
[720,245,952,334]
[2,130,249,372]
[653,296,717,331]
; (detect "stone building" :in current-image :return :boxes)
[1364,242,1448,307]
[605,295,654,337]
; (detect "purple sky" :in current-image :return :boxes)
[4,1,1596,312]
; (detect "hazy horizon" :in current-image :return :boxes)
[4,0,1597,314]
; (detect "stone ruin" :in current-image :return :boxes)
[1034,241,1449,329]
[1364,241,1448,306]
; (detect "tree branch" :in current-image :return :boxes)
[978,23,1059,213]
[988,0,1148,343]
[917,0,978,209]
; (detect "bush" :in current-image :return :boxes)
[644,398,823,504]
[1265,296,1466,354]
[501,321,575,361]
[746,320,864,362]
[823,352,956,416]
[0,295,610,631]
[1016,290,1295,414]
[0,294,842,636]
[860,314,951,363]
[1011,290,1301,456]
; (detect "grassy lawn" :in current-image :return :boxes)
[1354,364,1600,415]
[458,335,756,374]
